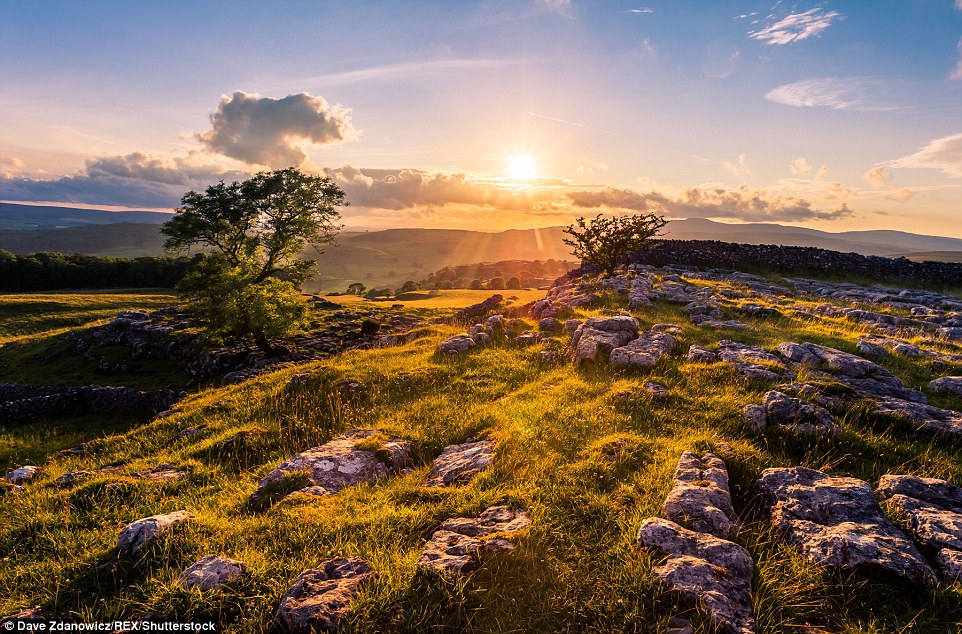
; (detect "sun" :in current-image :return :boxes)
[507,154,538,181]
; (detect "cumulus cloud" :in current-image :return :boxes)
[864,166,894,188]
[815,165,829,180]
[566,185,853,222]
[889,133,962,177]
[790,158,812,175]
[951,37,962,81]
[198,91,356,167]
[750,8,842,45]
[723,154,752,177]
[0,157,24,178]
[765,77,899,111]
[0,153,248,208]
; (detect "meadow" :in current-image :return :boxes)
[2,278,962,632]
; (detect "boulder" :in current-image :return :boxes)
[609,331,678,369]
[250,430,411,505]
[929,377,962,397]
[425,440,495,487]
[662,452,740,538]
[872,398,962,435]
[686,345,718,363]
[118,510,193,555]
[761,391,839,434]
[5,465,39,484]
[274,557,375,632]
[742,404,768,432]
[637,518,756,634]
[178,555,246,590]
[538,317,563,333]
[569,316,639,366]
[418,506,530,574]
[755,467,935,584]
[436,334,477,355]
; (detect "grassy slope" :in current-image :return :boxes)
[1,285,962,631]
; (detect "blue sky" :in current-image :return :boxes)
[2,0,962,235]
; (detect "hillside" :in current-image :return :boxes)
[3,268,962,631]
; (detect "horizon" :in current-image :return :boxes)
[3,1,962,237]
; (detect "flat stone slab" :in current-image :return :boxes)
[751,390,839,434]
[251,430,411,504]
[609,331,678,369]
[638,518,756,634]
[644,382,671,398]
[716,341,790,380]
[930,377,962,397]
[274,557,375,632]
[131,463,187,481]
[118,510,193,555]
[178,555,246,590]
[876,474,962,581]
[686,344,718,363]
[418,506,530,574]
[662,452,740,538]
[873,398,962,435]
[5,466,38,484]
[756,467,935,585]
[425,440,495,487]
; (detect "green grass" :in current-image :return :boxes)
[1,280,962,631]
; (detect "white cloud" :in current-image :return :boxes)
[950,37,962,81]
[627,8,654,14]
[0,157,24,178]
[864,166,894,188]
[723,154,752,177]
[889,133,962,177]
[815,165,829,180]
[790,157,813,175]
[198,91,356,168]
[765,77,900,111]
[750,8,842,45]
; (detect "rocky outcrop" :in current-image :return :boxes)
[418,506,530,574]
[747,390,839,434]
[436,334,477,355]
[662,452,740,538]
[452,294,503,324]
[755,467,935,584]
[425,440,495,487]
[569,315,639,366]
[637,518,755,634]
[118,510,193,555]
[0,383,184,425]
[178,555,246,590]
[250,430,411,505]
[274,557,375,632]
[929,377,962,397]
[609,330,679,369]
[712,341,790,381]
[872,398,962,435]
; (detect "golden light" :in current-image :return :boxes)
[507,154,538,181]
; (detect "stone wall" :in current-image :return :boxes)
[627,240,962,287]
[0,384,184,425]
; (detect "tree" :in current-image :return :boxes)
[396,280,420,294]
[163,167,345,353]
[346,282,366,296]
[506,276,522,290]
[487,276,505,290]
[562,213,667,275]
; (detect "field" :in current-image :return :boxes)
[2,281,962,632]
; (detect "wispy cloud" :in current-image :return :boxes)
[526,111,622,136]
[750,8,842,45]
[790,157,813,175]
[627,8,654,14]
[889,133,962,177]
[723,153,752,177]
[288,59,523,89]
[950,37,962,81]
[197,91,356,167]
[764,77,903,111]
[864,166,893,188]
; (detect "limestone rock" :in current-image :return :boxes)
[274,557,375,632]
[250,430,411,504]
[538,317,563,333]
[755,467,935,584]
[118,510,193,554]
[743,404,768,432]
[570,316,639,366]
[436,334,477,355]
[5,465,39,484]
[873,398,962,435]
[644,382,671,398]
[930,377,962,397]
[637,518,755,634]
[131,463,187,481]
[662,452,740,538]
[418,506,530,574]
[425,440,495,487]
[762,390,839,434]
[179,555,246,590]
[609,331,678,369]
[686,345,718,363]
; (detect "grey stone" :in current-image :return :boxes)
[436,334,477,354]
[609,331,678,369]
[131,463,187,481]
[419,506,530,574]
[471,331,491,346]
[755,467,935,584]
[274,557,375,632]
[250,430,411,504]
[930,377,962,397]
[118,510,193,554]
[5,466,39,484]
[538,317,563,333]
[513,331,542,347]
[939,327,962,342]
[644,381,670,398]
[686,345,718,363]
[570,316,640,366]
[637,518,755,634]
[873,397,962,435]
[662,452,740,538]
[762,390,839,434]
[178,555,246,590]
[564,319,583,335]
[425,440,495,487]
[743,404,768,432]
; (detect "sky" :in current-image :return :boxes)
[2,0,962,236]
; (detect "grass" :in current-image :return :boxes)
[326,288,546,310]
[1,279,962,631]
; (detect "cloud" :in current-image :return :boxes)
[889,133,962,177]
[0,153,249,208]
[815,165,829,180]
[627,8,654,13]
[537,0,572,14]
[765,77,900,111]
[723,154,752,177]
[951,37,962,81]
[566,185,853,222]
[790,157,813,175]
[957,0,962,10]
[0,157,24,178]
[197,91,356,167]
[750,8,842,45]
[864,166,894,188]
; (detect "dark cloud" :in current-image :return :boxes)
[0,153,248,208]
[198,91,356,167]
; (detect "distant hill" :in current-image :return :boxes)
[0,203,172,230]
[0,223,167,258]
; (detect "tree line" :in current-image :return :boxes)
[0,250,200,292]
